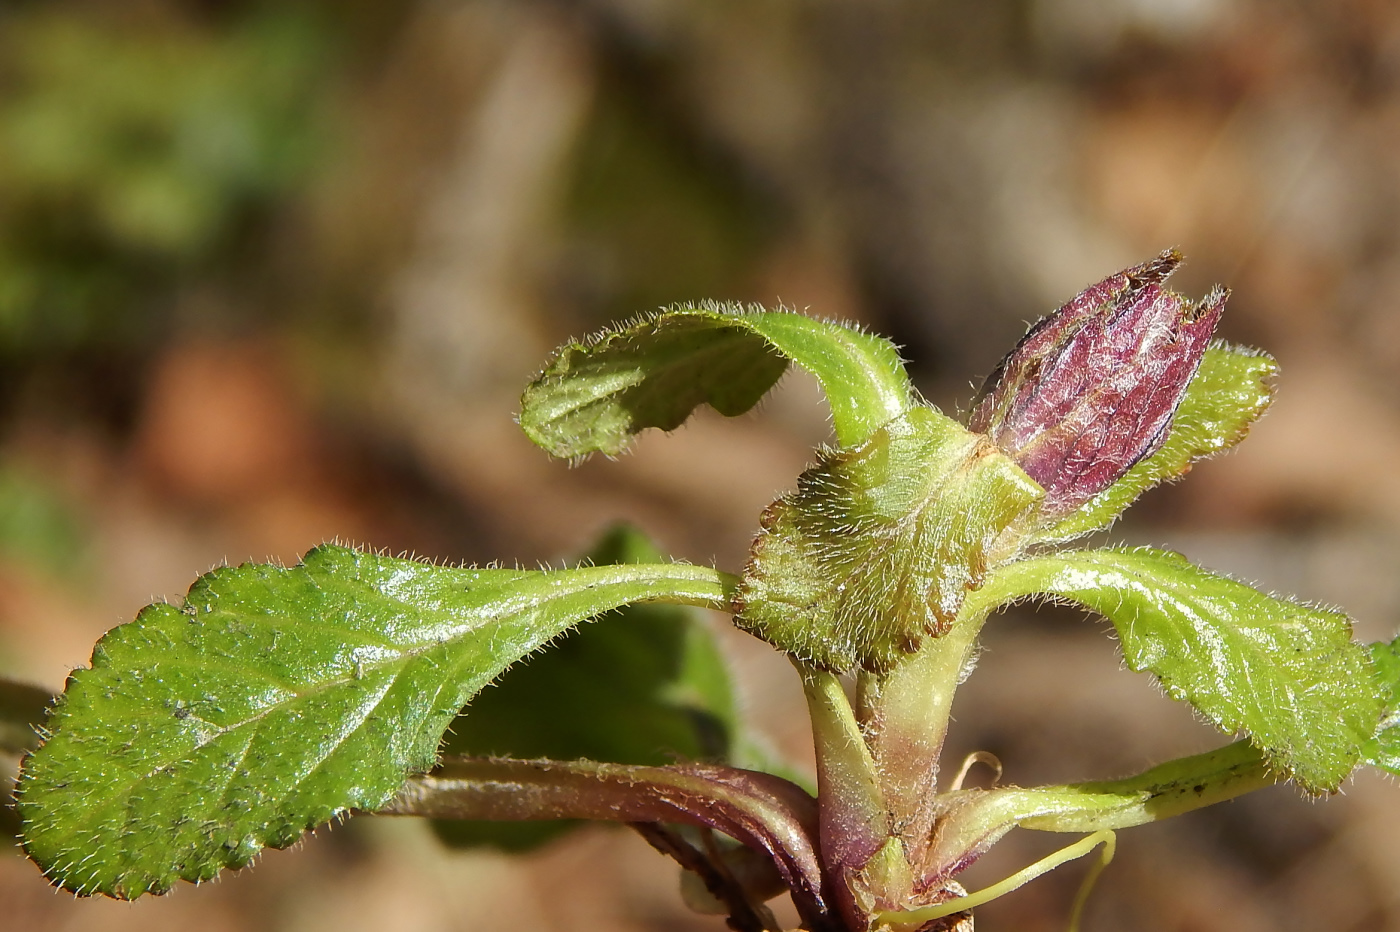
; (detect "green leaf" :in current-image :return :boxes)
[1043,344,1276,541]
[520,304,912,456]
[17,544,732,898]
[432,525,741,850]
[1362,636,1400,775]
[967,546,1377,792]
[926,741,1276,875]
[737,405,1043,672]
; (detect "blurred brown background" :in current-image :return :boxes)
[2,0,1400,929]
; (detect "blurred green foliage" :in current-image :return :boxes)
[0,6,333,350]
[0,463,86,581]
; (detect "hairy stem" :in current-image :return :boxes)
[796,661,889,928]
[856,613,983,873]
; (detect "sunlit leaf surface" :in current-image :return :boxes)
[520,305,911,456]
[969,546,1377,792]
[1363,636,1400,775]
[18,545,730,897]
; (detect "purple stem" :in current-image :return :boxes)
[382,756,839,932]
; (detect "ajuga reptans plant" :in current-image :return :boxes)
[9,250,1400,932]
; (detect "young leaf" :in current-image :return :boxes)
[432,525,741,850]
[967,546,1377,792]
[520,305,912,456]
[1362,636,1400,775]
[925,741,1275,880]
[17,544,732,898]
[1041,344,1276,541]
[738,405,1043,672]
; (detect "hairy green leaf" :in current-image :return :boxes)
[17,544,732,898]
[520,305,911,456]
[433,525,740,850]
[1362,636,1400,775]
[968,547,1376,792]
[1043,344,1276,541]
[738,405,1043,671]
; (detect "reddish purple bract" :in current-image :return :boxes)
[968,249,1225,517]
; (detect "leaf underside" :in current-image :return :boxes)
[1043,343,1276,541]
[970,546,1377,792]
[519,305,912,458]
[1363,636,1400,775]
[17,545,729,897]
[738,405,1043,672]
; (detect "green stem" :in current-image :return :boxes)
[856,609,987,873]
[797,661,886,844]
[1066,831,1115,932]
[795,661,889,928]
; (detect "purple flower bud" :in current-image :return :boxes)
[968,249,1225,517]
